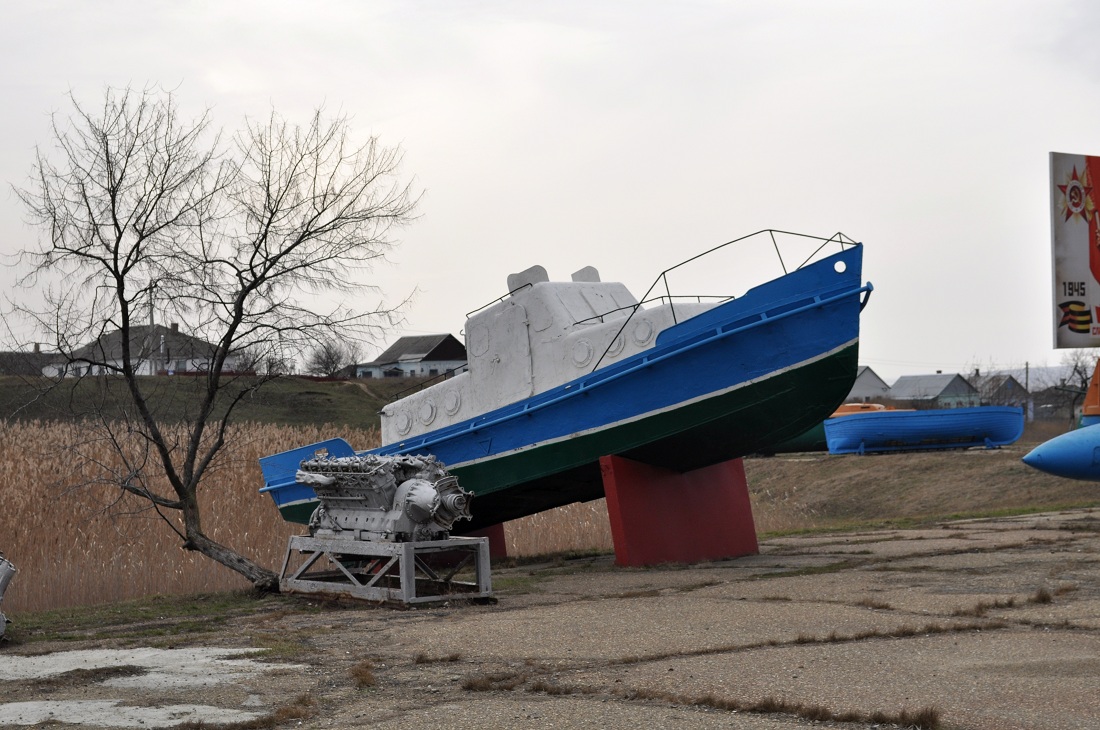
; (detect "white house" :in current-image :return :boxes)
[887,373,981,408]
[43,324,242,378]
[844,365,891,403]
[354,334,467,379]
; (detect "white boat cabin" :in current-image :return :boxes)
[379,264,715,445]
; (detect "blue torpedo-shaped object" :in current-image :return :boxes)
[1021,425,1100,482]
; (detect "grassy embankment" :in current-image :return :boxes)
[0,373,414,429]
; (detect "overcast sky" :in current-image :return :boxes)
[2,0,1099,381]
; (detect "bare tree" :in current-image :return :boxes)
[12,86,417,590]
[304,337,363,377]
[1056,348,1099,418]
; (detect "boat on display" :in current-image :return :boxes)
[764,402,900,454]
[1021,424,1100,481]
[823,406,1025,455]
[261,230,873,530]
[1022,358,1100,481]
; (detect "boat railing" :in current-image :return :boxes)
[465,282,534,319]
[382,365,469,406]
[591,229,859,370]
[572,295,733,326]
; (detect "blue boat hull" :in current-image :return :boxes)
[1022,425,1100,481]
[262,244,869,528]
[824,406,1025,455]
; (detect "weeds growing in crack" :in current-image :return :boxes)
[181,693,319,729]
[349,660,377,688]
[1006,584,1077,611]
[1023,618,1074,630]
[529,679,577,695]
[414,651,462,664]
[459,654,948,729]
[952,584,1077,617]
[462,671,530,691]
[618,687,941,729]
[1059,519,1100,533]
[952,597,1016,617]
[757,560,862,579]
[855,597,893,610]
[265,694,319,724]
[613,619,1007,667]
[676,580,722,593]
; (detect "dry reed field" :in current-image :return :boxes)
[1,422,371,614]
[1,421,619,615]
[5,417,1093,617]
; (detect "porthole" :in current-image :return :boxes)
[572,339,594,367]
[469,326,489,357]
[443,389,462,415]
[418,400,437,425]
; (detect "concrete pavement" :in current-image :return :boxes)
[3,508,1099,729]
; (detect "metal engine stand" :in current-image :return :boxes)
[278,453,492,604]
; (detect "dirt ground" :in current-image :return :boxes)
[3,507,1100,729]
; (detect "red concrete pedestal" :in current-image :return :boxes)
[463,523,508,559]
[600,454,758,567]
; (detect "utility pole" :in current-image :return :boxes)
[1025,361,1031,422]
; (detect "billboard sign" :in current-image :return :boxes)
[1051,152,1100,348]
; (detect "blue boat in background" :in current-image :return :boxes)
[824,406,1025,455]
[1022,425,1100,481]
[1020,358,1100,481]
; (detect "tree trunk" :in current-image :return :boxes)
[183,529,280,593]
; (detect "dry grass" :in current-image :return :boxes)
[744,437,1100,532]
[6,417,1100,616]
[459,670,942,729]
[2,421,378,614]
[504,499,614,556]
[1,420,611,615]
[414,651,462,664]
[952,597,1017,617]
[349,660,377,688]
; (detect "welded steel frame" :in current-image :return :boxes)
[279,535,492,604]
